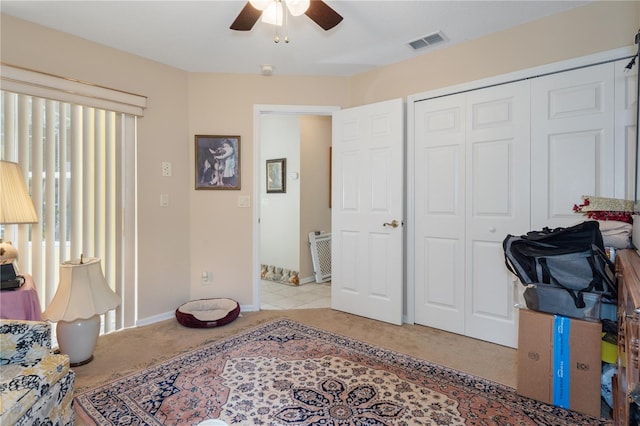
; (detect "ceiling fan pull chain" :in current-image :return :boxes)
[284,4,290,43]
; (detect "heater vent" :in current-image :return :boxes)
[309,231,331,283]
[408,31,446,50]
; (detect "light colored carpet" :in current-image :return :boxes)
[74,308,517,395]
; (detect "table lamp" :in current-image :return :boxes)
[42,256,121,366]
[0,160,38,288]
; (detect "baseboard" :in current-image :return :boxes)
[239,304,258,312]
[136,310,175,327]
[300,276,315,285]
[135,304,259,327]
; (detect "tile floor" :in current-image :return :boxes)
[260,279,331,310]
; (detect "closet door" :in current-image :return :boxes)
[614,58,638,201]
[413,55,633,349]
[464,81,530,348]
[414,81,530,347]
[414,94,466,333]
[531,63,615,229]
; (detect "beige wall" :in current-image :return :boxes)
[300,115,332,280]
[2,0,639,322]
[185,74,349,304]
[1,14,192,321]
[349,1,640,106]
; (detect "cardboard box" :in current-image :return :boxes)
[517,308,602,417]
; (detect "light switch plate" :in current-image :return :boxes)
[237,195,250,208]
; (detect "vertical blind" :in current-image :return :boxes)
[1,91,138,333]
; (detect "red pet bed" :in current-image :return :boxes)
[175,298,240,328]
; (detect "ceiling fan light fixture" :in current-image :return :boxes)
[262,2,283,26]
[249,0,271,11]
[285,0,310,17]
[230,0,343,32]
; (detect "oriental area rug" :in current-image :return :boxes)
[75,319,607,426]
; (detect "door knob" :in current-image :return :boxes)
[383,220,399,228]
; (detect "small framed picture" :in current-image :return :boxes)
[195,135,240,190]
[266,158,286,193]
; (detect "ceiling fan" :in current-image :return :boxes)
[230,0,343,32]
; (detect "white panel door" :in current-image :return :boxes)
[331,98,404,325]
[531,63,615,229]
[464,81,530,348]
[414,82,530,347]
[413,94,466,333]
[613,58,638,200]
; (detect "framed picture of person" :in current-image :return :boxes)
[195,135,240,190]
[266,158,286,193]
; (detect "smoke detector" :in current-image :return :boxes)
[260,64,273,76]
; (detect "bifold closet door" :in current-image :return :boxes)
[414,55,634,348]
[613,58,638,201]
[413,94,466,334]
[463,81,530,348]
[414,81,530,347]
[531,62,616,229]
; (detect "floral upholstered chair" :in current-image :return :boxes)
[0,320,74,425]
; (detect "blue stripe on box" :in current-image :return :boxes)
[553,315,571,408]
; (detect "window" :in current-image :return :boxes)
[0,65,145,333]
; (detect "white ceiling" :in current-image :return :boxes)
[1,0,592,76]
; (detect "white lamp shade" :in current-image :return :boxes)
[42,257,121,322]
[285,0,310,16]
[0,160,38,224]
[249,0,270,11]
[261,1,283,26]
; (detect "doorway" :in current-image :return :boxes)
[253,105,339,310]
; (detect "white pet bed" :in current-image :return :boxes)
[175,298,240,328]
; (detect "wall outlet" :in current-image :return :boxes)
[161,162,172,177]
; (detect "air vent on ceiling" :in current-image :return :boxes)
[408,31,447,50]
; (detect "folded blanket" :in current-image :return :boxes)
[596,219,632,248]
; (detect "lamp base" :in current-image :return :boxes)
[56,315,100,366]
[70,355,94,367]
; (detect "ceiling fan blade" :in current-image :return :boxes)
[230,2,262,31]
[305,0,343,31]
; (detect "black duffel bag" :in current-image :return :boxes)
[503,221,616,314]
